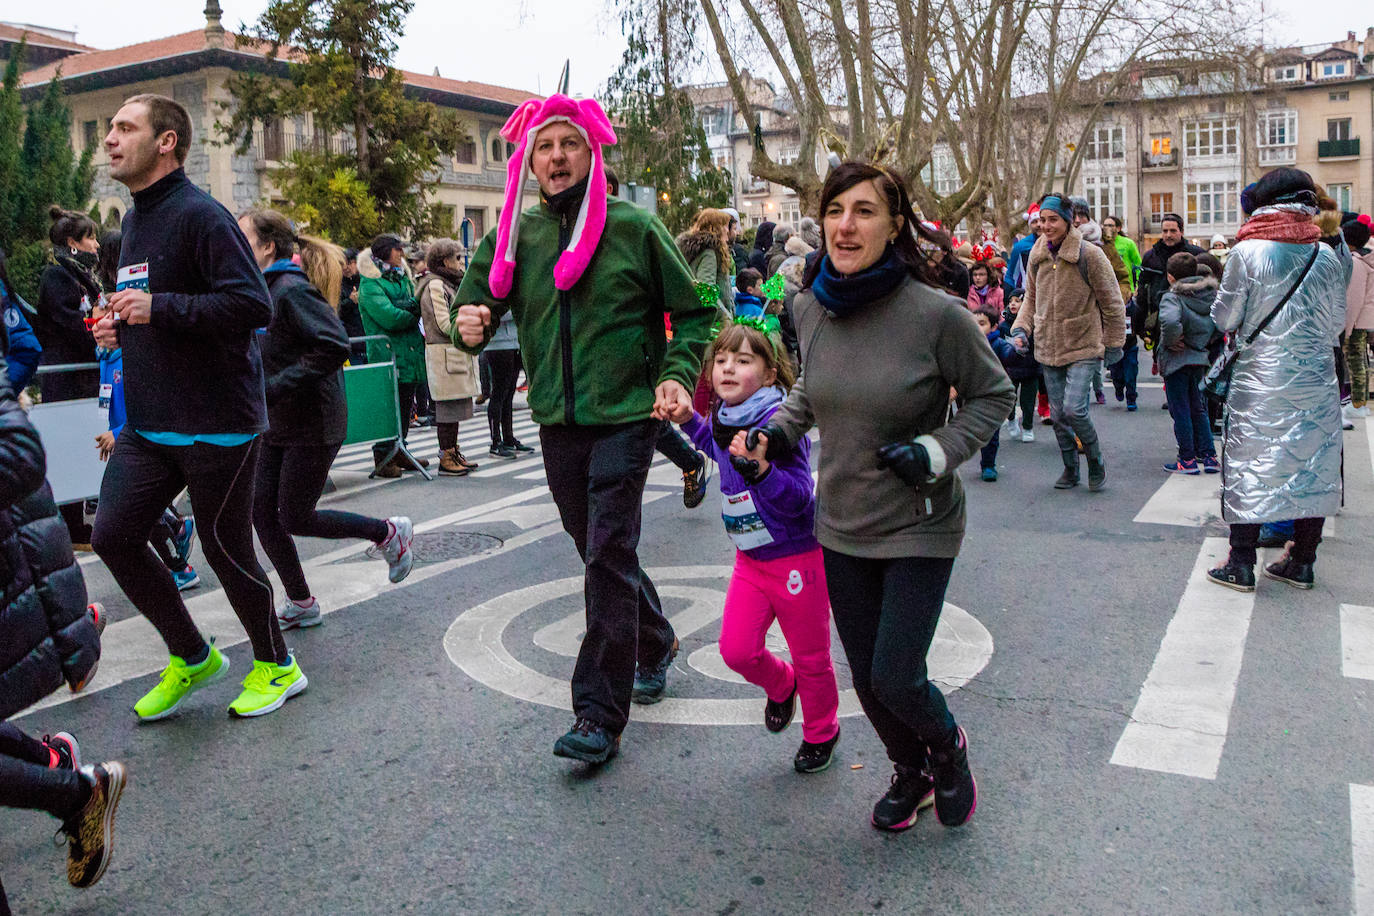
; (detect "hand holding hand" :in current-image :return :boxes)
[875,439,931,488]
[92,313,119,349]
[456,304,491,346]
[652,380,690,422]
[109,289,152,325]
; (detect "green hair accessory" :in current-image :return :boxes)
[760,271,787,302]
[733,313,781,338]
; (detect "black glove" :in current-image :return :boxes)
[744,424,788,461]
[730,454,767,484]
[875,439,932,488]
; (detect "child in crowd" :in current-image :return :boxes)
[973,308,1017,481]
[1156,251,1219,475]
[672,316,840,773]
[89,306,199,589]
[733,268,766,319]
[967,262,1004,313]
[997,288,1039,442]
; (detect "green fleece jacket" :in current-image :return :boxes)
[769,275,1014,558]
[453,197,715,426]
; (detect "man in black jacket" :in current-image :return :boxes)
[91,93,305,722]
[1137,213,1204,349]
[0,342,126,903]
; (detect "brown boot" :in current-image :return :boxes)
[453,449,479,470]
[396,451,430,471]
[373,456,402,479]
[438,448,469,476]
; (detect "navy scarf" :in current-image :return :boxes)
[809,245,909,318]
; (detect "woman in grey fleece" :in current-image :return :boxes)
[732,162,1013,833]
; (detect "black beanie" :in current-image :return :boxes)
[1343,219,1372,251]
[1250,167,1317,210]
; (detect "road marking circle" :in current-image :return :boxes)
[443,565,994,726]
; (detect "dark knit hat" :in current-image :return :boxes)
[1250,167,1318,210]
[1343,219,1372,250]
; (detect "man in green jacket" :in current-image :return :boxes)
[454,94,715,764]
[1102,215,1143,408]
[359,234,427,476]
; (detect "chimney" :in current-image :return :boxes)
[204,0,225,50]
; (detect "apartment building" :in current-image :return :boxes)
[12,6,535,241]
[1074,28,1374,245]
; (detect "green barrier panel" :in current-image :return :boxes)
[342,362,402,446]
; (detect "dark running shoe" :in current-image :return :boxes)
[43,732,81,770]
[1207,560,1255,592]
[794,727,840,774]
[489,444,517,460]
[505,440,535,454]
[632,637,679,704]
[765,680,797,733]
[682,453,712,509]
[1264,556,1315,590]
[929,726,978,827]
[871,763,935,832]
[61,762,126,888]
[552,718,619,764]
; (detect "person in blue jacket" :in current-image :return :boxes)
[972,307,1017,481]
[0,248,42,390]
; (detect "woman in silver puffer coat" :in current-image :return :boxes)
[1207,168,1346,592]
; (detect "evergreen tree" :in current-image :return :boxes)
[219,0,466,240]
[0,42,27,247]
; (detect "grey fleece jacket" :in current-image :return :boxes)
[768,275,1015,558]
[1156,273,1219,378]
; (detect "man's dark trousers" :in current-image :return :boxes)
[540,419,676,734]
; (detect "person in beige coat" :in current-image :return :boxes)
[1010,194,1126,491]
[419,239,481,476]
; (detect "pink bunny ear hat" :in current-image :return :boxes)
[488,94,618,298]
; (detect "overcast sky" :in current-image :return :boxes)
[13,0,1370,97]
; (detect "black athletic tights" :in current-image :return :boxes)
[92,431,287,665]
[486,349,521,448]
[253,442,389,602]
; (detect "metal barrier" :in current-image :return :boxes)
[342,335,432,481]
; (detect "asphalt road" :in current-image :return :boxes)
[4,382,1374,915]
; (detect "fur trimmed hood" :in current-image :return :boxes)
[785,235,813,257]
[676,229,726,266]
[1169,273,1219,315]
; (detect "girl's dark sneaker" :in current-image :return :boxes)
[929,726,978,827]
[1201,455,1221,474]
[793,727,839,774]
[505,440,535,454]
[764,680,797,733]
[1264,556,1315,589]
[871,763,935,831]
[1207,560,1255,592]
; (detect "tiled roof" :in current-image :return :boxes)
[19,29,536,107]
[0,23,94,53]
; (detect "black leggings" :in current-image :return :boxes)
[822,550,959,768]
[0,723,88,818]
[1230,518,1324,565]
[486,349,521,447]
[92,431,287,665]
[1014,378,1038,430]
[253,442,389,602]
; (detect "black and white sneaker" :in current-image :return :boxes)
[929,726,978,827]
[682,453,712,509]
[793,727,840,774]
[489,444,517,460]
[1264,555,1315,589]
[43,732,81,770]
[506,440,535,454]
[1207,560,1256,592]
[764,680,797,733]
[871,763,935,831]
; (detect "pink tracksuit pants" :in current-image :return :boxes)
[719,547,839,743]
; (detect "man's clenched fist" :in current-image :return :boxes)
[457,304,492,346]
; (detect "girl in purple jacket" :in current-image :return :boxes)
[673,317,840,773]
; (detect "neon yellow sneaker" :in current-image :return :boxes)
[228,656,308,718]
[134,645,229,722]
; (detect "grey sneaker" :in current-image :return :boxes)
[366,516,414,583]
[276,596,322,630]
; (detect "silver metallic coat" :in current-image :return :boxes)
[1211,238,1346,523]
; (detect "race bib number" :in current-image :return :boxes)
[1125,315,1133,335]
[116,262,149,292]
[99,383,113,409]
[721,489,774,551]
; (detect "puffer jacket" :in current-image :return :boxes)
[419,273,479,402]
[357,250,425,384]
[1346,246,1374,334]
[1156,273,1219,378]
[1212,239,1346,523]
[1012,228,1126,366]
[0,351,97,720]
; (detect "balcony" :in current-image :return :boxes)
[1318,138,1360,159]
[1141,151,1178,170]
[741,177,770,196]
[1258,145,1297,166]
[251,124,357,165]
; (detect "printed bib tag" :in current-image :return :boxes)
[99,383,113,409]
[721,489,774,551]
[116,262,149,292]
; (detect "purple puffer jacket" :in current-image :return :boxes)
[681,404,819,561]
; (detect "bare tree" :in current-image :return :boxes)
[625,0,1261,230]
